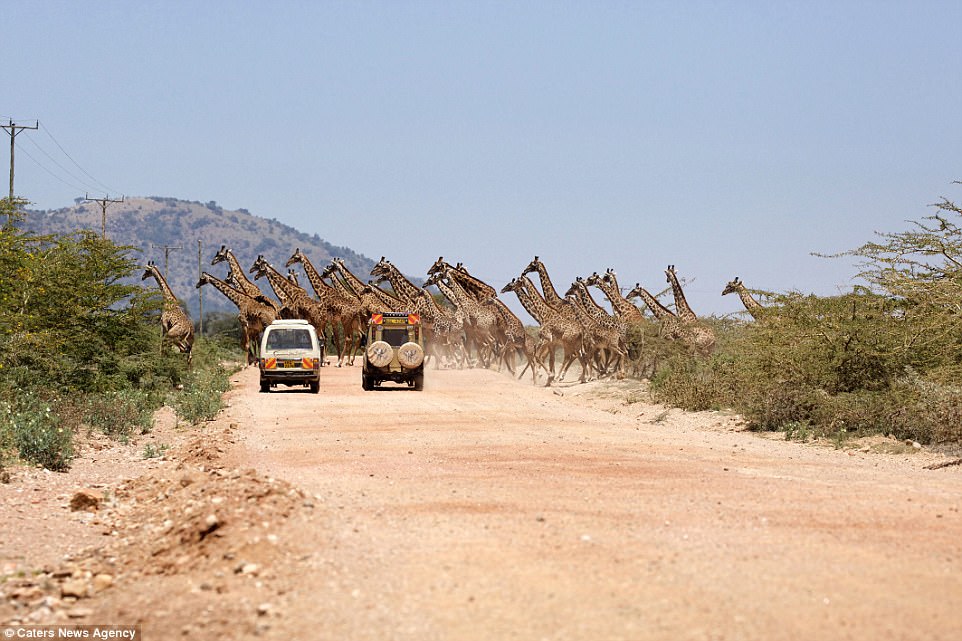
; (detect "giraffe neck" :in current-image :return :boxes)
[327,271,356,299]
[488,297,522,329]
[574,283,616,328]
[448,268,496,300]
[384,265,423,304]
[533,263,565,308]
[735,283,763,316]
[261,264,300,306]
[200,272,257,310]
[225,250,263,298]
[667,270,697,321]
[439,273,478,313]
[295,255,333,299]
[333,261,365,294]
[516,276,554,323]
[598,276,642,319]
[633,287,675,320]
[149,268,178,303]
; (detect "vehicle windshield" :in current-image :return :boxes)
[381,328,410,347]
[266,328,313,350]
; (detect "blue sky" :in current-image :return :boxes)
[4,1,961,317]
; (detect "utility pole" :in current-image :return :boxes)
[197,239,203,336]
[151,243,183,276]
[84,193,124,239]
[2,119,38,200]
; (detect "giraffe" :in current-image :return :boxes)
[330,258,404,312]
[196,271,277,364]
[286,248,363,365]
[141,261,194,365]
[625,282,686,340]
[370,257,452,365]
[566,278,628,378]
[585,269,645,323]
[424,269,501,368]
[427,257,498,302]
[481,295,543,383]
[665,265,715,355]
[211,245,278,313]
[409,285,467,369]
[249,255,332,364]
[501,276,587,386]
[228,267,293,319]
[722,276,764,319]
[370,257,426,310]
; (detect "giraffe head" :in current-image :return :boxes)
[722,277,742,296]
[285,247,306,269]
[320,262,337,279]
[371,256,393,281]
[287,269,300,287]
[249,255,270,280]
[563,281,579,297]
[225,268,241,289]
[521,256,542,276]
[500,278,521,295]
[665,264,677,284]
[625,283,644,301]
[427,256,448,277]
[584,271,603,287]
[211,245,230,266]
[423,272,443,288]
[195,272,213,289]
[141,261,158,281]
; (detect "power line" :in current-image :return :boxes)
[22,135,105,195]
[39,123,116,195]
[16,144,90,193]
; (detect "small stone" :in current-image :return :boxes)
[239,563,259,576]
[67,607,93,618]
[913,441,922,449]
[257,603,272,616]
[70,490,103,512]
[92,574,113,592]
[61,579,88,599]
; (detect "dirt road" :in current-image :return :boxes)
[225,365,961,640]
[2,364,960,640]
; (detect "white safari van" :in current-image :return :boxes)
[258,319,322,393]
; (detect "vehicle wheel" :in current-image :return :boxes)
[309,379,320,394]
[362,373,373,391]
[413,373,424,391]
[259,379,270,393]
[398,342,424,368]
[366,341,393,368]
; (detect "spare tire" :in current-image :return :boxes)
[366,340,393,368]
[397,341,424,369]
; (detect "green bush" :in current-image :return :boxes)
[0,395,74,471]
[170,337,238,424]
[84,389,157,441]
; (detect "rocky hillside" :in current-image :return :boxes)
[23,196,375,318]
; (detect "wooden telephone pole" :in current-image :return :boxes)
[2,119,38,200]
[84,193,124,239]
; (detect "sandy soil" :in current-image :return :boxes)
[2,364,961,640]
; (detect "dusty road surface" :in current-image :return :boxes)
[227,365,961,641]
[2,364,961,640]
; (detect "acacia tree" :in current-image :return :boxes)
[837,187,962,380]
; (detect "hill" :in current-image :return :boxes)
[22,196,376,319]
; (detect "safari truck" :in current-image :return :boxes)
[362,312,425,391]
[258,319,322,393]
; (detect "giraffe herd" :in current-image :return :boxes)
[141,247,764,386]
